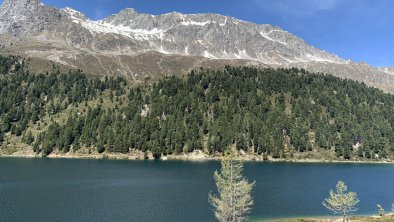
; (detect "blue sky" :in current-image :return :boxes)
[5,0,394,67]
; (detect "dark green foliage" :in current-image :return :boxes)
[96,141,105,153]
[2,55,394,160]
[22,130,34,145]
[0,131,4,143]
[0,56,20,74]
[0,55,125,154]
[34,66,394,159]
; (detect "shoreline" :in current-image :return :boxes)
[265,214,394,222]
[249,212,394,221]
[1,151,394,164]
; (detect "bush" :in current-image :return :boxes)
[97,145,105,154]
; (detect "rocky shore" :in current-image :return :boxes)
[1,149,394,164]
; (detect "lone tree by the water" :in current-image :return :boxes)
[323,180,359,222]
[209,150,255,222]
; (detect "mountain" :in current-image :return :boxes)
[380,67,394,75]
[1,0,394,92]
[0,0,342,63]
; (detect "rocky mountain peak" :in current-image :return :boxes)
[101,8,141,26]
[112,8,140,19]
[120,8,139,15]
[1,0,42,9]
[0,0,344,65]
[62,7,88,21]
[0,0,61,36]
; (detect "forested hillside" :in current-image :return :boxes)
[1,55,394,160]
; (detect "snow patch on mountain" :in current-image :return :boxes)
[2,1,347,66]
[181,20,211,26]
[63,8,166,41]
[260,31,288,46]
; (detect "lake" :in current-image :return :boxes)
[0,158,394,222]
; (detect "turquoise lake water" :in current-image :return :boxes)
[0,158,393,221]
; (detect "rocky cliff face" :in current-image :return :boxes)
[93,8,344,65]
[380,67,394,75]
[1,0,393,92]
[0,0,62,36]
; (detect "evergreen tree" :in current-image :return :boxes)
[209,150,255,222]
[0,132,4,143]
[323,180,359,222]
[23,130,34,145]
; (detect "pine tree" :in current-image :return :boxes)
[23,130,34,145]
[323,180,359,222]
[209,150,255,222]
[0,132,4,143]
